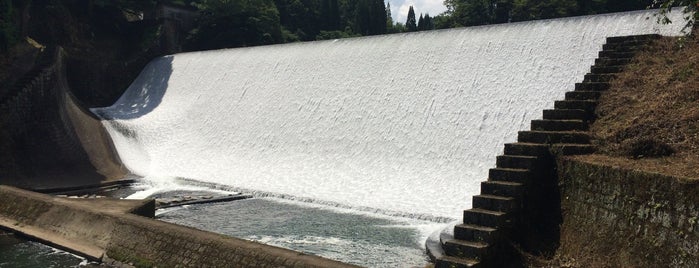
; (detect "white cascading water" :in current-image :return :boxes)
[93,10,684,222]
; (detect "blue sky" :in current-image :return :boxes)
[388,0,447,25]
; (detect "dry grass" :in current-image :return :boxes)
[582,29,699,180]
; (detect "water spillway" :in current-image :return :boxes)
[93,10,684,222]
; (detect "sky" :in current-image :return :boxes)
[388,0,447,25]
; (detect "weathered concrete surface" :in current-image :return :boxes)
[0,186,153,261]
[0,186,360,267]
[0,47,128,190]
[557,157,699,267]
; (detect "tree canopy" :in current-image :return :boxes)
[2,0,695,54]
[441,0,657,28]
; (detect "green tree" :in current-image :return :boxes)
[417,13,434,31]
[406,5,417,31]
[493,0,513,23]
[354,0,387,35]
[321,0,341,30]
[576,0,607,15]
[417,13,424,30]
[371,0,387,34]
[187,0,282,50]
[432,13,457,29]
[355,0,371,34]
[607,0,651,13]
[652,0,698,33]
[275,0,322,41]
[449,0,494,26]
[386,1,394,29]
[510,0,578,22]
[423,13,434,30]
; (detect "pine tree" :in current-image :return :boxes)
[356,0,371,35]
[406,5,417,31]
[321,0,341,30]
[417,13,425,30]
[386,1,393,27]
[371,0,387,34]
[423,13,434,30]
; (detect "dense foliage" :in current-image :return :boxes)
[440,0,655,27]
[187,0,282,49]
[1,0,697,53]
[652,0,699,32]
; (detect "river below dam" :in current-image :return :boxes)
[156,196,435,267]
[132,180,440,267]
[0,234,86,267]
[1,181,440,267]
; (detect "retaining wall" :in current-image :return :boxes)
[558,157,699,267]
[0,186,358,268]
[0,47,127,190]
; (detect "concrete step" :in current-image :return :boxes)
[496,155,538,170]
[575,82,610,91]
[443,239,490,259]
[565,91,602,100]
[481,181,524,198]
[595,58,632,66]
[473,194,519,213]
[489,168,531,183]
[463,208,510,228]
[435,255,480,268]
[454,224,500,244]
[602,43,643,51]
[583,73,616,83]
[504,142,595,156]
[542,109,590,121]
[606,34,659,43]
[518,130,591,144]
[598,51,635,59]
[531,119,587,131]
[590,65,624,74]
[554,100,598,112]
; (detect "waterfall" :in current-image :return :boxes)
[93,10,684,221]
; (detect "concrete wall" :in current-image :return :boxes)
[0,47,127,190]
[0,186,358,268]
[557,157,699,267]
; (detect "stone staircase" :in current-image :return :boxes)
[432,34,660,267]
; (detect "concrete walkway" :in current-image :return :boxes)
[0,186,359,267]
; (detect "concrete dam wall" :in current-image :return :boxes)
[94,10,685,222]
[0,47,127,190]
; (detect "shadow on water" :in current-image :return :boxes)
[92,56,173,120]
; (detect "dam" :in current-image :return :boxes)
[93,9,682,218]
[1,9,686,268]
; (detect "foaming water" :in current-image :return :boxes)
[93,10,684,221]
[157,197,438,267]
[124,177,239,200]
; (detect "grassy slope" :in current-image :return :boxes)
[579,29,699,180]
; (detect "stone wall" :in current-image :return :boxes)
[0,186,358,268]
[557,157,699,267]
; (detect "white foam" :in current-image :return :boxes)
[94,10,685,220]
[125,177,239,199]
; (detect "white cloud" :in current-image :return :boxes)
[389,0,447,25]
